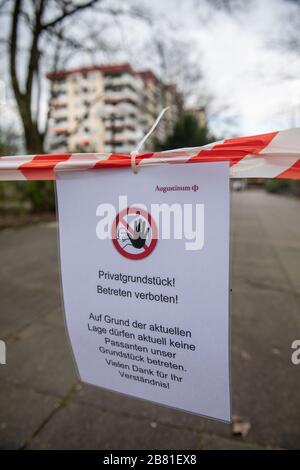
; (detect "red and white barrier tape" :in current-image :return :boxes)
[0,128,300,181]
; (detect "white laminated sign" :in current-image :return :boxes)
[56,162,231,422]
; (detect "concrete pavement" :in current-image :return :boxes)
[0,189,300,449]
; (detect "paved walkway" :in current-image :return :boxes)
[0,189,300,449]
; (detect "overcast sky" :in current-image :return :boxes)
[1,0,300,140]
[136,0,300,137]
[196,0,300,137]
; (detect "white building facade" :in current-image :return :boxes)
[47,63,181,154]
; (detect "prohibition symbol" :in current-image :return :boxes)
[112,207,158,260]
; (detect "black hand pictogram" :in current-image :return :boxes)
[128,218,149,249]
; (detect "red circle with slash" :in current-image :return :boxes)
[112,207,158,260]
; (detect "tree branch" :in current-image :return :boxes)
[9,0,23,101]
[25,0,45,98]
[43,31,63,139]
[45,27,95,54]
[42,0,100,30]
[0,0,10,10]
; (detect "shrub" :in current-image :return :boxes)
[265,179,290,193]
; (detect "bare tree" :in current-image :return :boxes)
[2,0,149,154]
[6,1,100,153]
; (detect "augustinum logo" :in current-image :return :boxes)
[155,184,199,193]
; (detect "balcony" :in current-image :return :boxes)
[104,116,137,130]
[52,83,67,95]
[104,73,142,91]
[104,91,139,106]
[104,102,138,117]
[51,107,68,119]
[49,133,68,150]
[51,127,69,135]
[105,129,143,144]
[52,100,68,109]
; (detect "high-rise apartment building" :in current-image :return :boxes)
[46,63,181,153]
